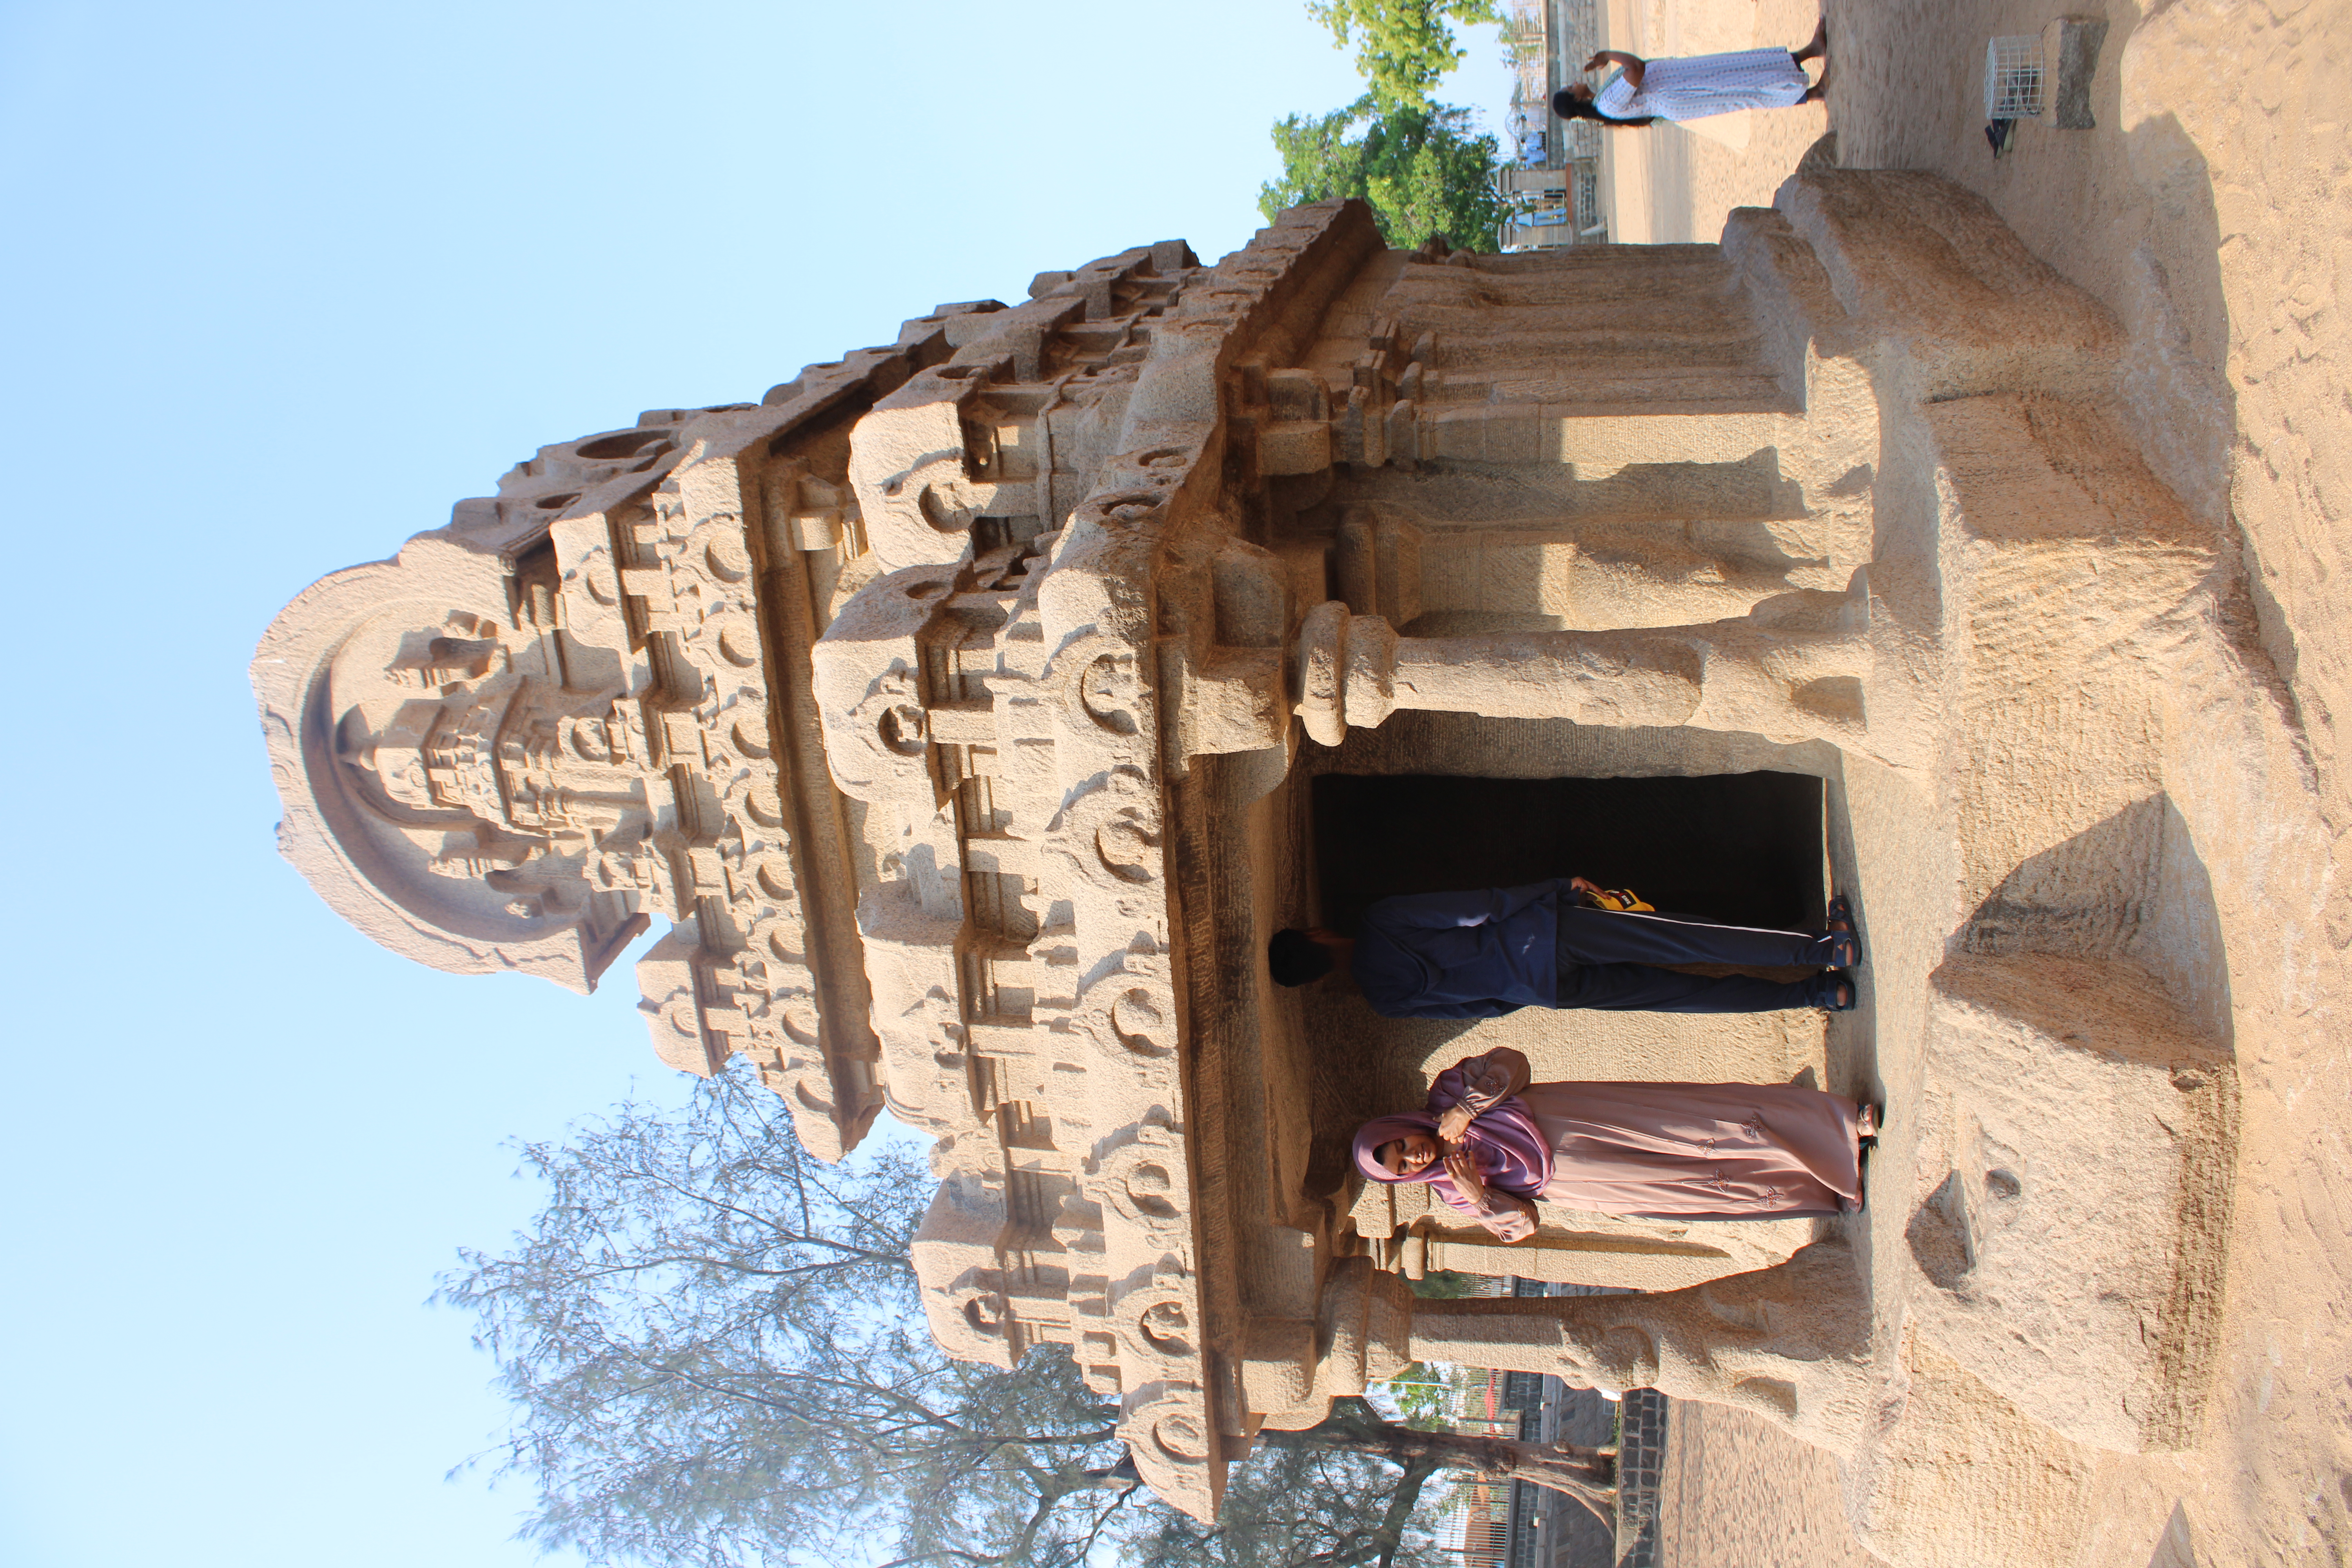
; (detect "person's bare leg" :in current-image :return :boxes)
[1795,15,1831,100]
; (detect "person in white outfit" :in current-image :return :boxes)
[1551,18,1828,125]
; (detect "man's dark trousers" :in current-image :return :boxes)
[1554,905,1839,1013]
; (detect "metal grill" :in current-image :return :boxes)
[1985,35,2045,118]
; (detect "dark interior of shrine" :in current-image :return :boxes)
[1294,769,1831,1203]
[1311,771,1827,935]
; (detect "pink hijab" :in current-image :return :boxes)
[1351,1061,1554,1206]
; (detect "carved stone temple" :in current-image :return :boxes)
[256,171,2249,1552]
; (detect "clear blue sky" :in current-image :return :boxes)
[0,4,1508,1564]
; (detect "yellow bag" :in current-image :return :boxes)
[1583,886,1653,913]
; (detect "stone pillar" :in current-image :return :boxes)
[1333,505,1824,637]
[1381,244,1797,423]
[1299,1243,1873,1454]
[1289,599,1869,747]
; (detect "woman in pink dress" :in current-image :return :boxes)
[1352,1047,1876,1241]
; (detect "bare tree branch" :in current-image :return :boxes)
[440,1067,1476,1568]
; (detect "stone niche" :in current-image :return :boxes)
[256,174,2244,1529]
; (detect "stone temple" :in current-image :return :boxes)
[256,168,2248,1554]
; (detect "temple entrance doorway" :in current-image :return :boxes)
[1310,771,1826,936]
[1300,768,1833,1208]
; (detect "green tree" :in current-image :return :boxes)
[1406,1269,1487,1299]
[1260,99,1507,251]
[1132,1398,1615,1568]
[440,1069,1610,1568]
[1306,0,1503,111]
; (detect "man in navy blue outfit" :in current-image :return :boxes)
[1268,877,1855,1018]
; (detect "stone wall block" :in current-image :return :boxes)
[1842,1336,2097,1568]
[1257,419,1332,476]
[1430,408,1488,461]
[912,1173,1019,1368]
[1383,398,1422,464]
[854,878,971,1134]
[1340,384,1388,467]
[1238,1317,1316,1412]
[1177,646,1288,759]
[1089,1121,1191,1250]
[1907,955,2238,1452]
[1778,170,2123,401]
[2049,16,2108,131]
[635,929,719,1076]
[1120,1382,1220,1519]
[811,563,960,808]
[1479,404,1543,465]
[1720,203,1861,407]
[844,369,991,571]
[1333,506,1429,628]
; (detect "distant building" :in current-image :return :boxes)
[1426,1281,1642,1568]
[1496,0,1606,249]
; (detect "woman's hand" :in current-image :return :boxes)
[1582,51,1644,86]
[1442,1149,1491,1212]
[1436,1104,1475,1144]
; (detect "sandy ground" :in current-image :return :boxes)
[1660,1401,1880,1568]
[1584,3,2352,1566]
